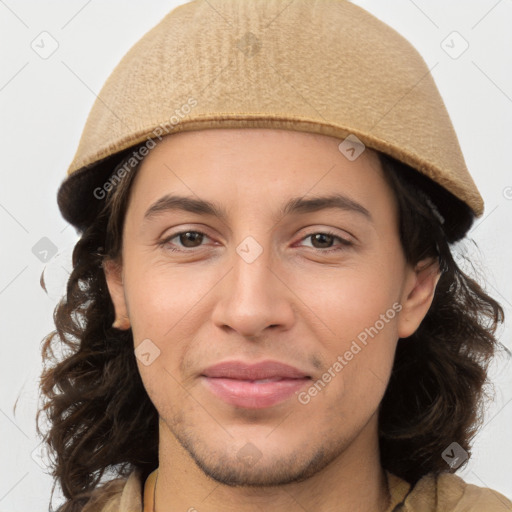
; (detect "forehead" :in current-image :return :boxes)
[126,128,394,221]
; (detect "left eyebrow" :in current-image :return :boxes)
[142,192,373,225]
[279,193,373,223]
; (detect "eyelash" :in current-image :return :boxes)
[157,230,353,254]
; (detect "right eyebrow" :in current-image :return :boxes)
[143,195,230,223]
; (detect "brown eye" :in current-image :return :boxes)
[158,230,211,252]
[299,231,353,253]
[178,231,205,248]
[310,233,336,249]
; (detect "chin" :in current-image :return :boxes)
[173,425,342,488]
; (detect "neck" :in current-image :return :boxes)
[154,413,390,512]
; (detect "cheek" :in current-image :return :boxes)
[297,256,401,408]
[126,264,205,403]
[124,260,226,390]
[292,257,402,346]
[125,261,215,339]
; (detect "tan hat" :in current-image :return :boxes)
[57,0,483,235]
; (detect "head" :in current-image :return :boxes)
[39,128,504,509]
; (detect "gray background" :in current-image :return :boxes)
[0,0,511,509]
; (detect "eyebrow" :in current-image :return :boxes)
[142,193,373,225]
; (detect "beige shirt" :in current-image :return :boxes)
[84,468,512,511]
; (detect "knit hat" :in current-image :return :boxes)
[57,0,483,239]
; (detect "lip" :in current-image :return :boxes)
[201,360,311,409]
[202,360,310,380]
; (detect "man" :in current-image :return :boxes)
[39,1,512,510]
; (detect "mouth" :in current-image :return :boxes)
[200,360,312,409]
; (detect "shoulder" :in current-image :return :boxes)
[436,472,512,511]
[82,468,143,512]
[395,471,512,511]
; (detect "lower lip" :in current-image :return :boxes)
[202,376,310,409]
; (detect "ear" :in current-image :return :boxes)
[103,258,131,330]
[397,257,441,339]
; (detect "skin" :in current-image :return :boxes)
[104,128,440,512]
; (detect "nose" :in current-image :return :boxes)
[211,241,295,339]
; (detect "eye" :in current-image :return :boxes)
[298,231,353,252]
[158,230,211,252]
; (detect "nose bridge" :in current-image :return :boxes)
[229,206,278,293]
[234,234,274,295]
[212,230,294,337]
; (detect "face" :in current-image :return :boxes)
[104,128,439,486]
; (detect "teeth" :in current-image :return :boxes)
[251,378,282,383]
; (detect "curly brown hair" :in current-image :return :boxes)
[37,143,506,511]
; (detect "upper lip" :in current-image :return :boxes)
[201,360,310,380]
